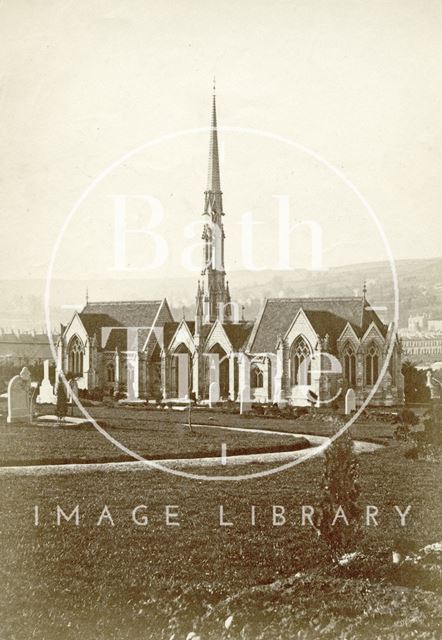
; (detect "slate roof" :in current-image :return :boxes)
[163,322,180,348]
[223,322,254,350]
[81,300,163,328]
[79,300,165,351]
[248,297,387,353]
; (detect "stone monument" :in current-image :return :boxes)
[426,370,441,401]
[7,367,33,424]
[344,388,356,415]
[36,360,56,404]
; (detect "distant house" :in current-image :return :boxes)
[399,330,442,366]
[0,330,58,366]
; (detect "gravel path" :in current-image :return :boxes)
[0,422,383,477]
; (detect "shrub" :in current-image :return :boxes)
[408,404,442,460]
[399,408,419,426]
[90,388,104,402]
[55,377,68,423]
[280,405,294,419]
[316,426,363,561]
[294,406,309,419]
[394,408,419,441]
[224,399,236,414]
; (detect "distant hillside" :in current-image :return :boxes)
[0,257,441,331]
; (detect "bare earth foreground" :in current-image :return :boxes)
[0,405,441,639]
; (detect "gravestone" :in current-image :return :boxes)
[426,370,441,400]
[69,377,79,403]
[7,367,32,423]
[68,377,80,416]
[383,371,393,406]
[344,388,356,415]
[239,385,251,414]
[208,381,220,407]
[36,360,56,404]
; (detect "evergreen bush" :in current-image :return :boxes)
[316,425,363,561]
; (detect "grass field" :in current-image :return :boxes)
[0,402,396,466]
[0,406,441,639]
[0,404,315,466]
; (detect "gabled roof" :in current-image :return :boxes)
[248,297,387,353]
[81,300,163,329]
[79,300,168,351]
[142,320,198,352]
[163,322,181,349]
[79,313,118,338]
[223,322,254,351]
[302,310,350,352]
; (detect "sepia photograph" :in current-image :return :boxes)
[0,1,441,638]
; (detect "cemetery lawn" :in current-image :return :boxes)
[0,405,314,466]
[0,445,441,639]
[0,403,396,466]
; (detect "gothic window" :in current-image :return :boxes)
[107,363,115,383]
[291,337,312,385]
[68,336,84,375]
[251,365,264,388]
[343,344,356,386]
[365,343,380,386]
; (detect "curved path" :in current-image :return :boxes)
[0,423,383,477]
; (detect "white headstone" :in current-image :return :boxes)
[208,381,220,407]
[36,360,56,404]
[69,378,79,403]
[7,367,32,423]
[239,385,251,414]
[345,388,356,415]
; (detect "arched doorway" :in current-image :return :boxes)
[170,343,193,399]
[205,343,229,400]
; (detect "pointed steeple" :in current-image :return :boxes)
[197,84,231,324]
[204,82,223,218]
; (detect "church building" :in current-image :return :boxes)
[57,91,404,408]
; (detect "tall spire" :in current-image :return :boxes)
[196,84,231,324]
[204,83,223,217]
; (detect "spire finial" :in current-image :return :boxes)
[85,288,89,304]
[362,280,367,297]
[212,76,216,95]
[204,81,222,201]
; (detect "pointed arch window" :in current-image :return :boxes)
[343,344,357,386]
[365,343,380,386]
[107,363,115,383]
[291,337,312,385]
[68,336,84,375]
[251,365,264,389]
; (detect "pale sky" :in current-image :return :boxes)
[1,0,441,282]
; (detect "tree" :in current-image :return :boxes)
[402,360,430,404]
[55,377,68,424]
[316,424,362,561]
